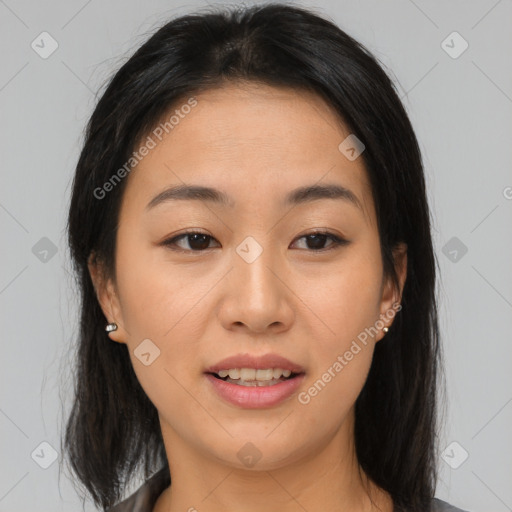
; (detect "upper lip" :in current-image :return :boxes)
[205,353,305,374]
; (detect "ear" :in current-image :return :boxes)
[376,242,407,342]
[87,252,128,344]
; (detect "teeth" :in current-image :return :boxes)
[240,368,256,380]
[215,368,294,381]
[226,377,282,387]
[256,369,274,381]
[228,369,240,379]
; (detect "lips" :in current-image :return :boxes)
[204,353,306,409]
[204,353,305,374]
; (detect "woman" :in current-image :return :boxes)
[63,3,469,511]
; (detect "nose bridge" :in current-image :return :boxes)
[233,234,281,300]
[217,231,295,334]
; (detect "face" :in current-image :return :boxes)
[90,83,406,472]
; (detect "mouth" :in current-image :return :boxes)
[207,367,303,387]
[204,353,306,408]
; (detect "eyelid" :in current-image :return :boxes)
[290,230,349,251]
[160,230,218,253]
[160,229,350,253]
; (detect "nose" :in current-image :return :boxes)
[218,238,295,335]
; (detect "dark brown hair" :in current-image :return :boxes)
[63,3,444,511]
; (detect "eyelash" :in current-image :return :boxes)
[161,230,349,254]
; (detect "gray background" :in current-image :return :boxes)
[1,1,511,511]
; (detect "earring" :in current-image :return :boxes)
[105,322,118,332]
[383,326,389,333]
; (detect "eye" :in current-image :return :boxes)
[161,230,349,253]
[291,231,349,252]
[162,231,219,252]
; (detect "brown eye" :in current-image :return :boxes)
[162,232,218,252]
[161,230,349,254]
[291,231,349,251]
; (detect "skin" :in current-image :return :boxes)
[89,83,407,512]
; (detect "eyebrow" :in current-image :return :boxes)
[145,183,363,212]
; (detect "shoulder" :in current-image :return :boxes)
[106,468,170,512]
[431,497,471,512]
[106,488,146,512]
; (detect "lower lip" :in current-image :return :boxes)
[205,373,305,409]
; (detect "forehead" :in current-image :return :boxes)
[120,83,375,225]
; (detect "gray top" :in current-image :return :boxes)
[106,468,470,512]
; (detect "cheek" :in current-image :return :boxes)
[295,346,373,440]
[294,249,382,416]
[115,231,207,338]
[113,237,222,396]
[113,243,209,414]
[303,249,383,348]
